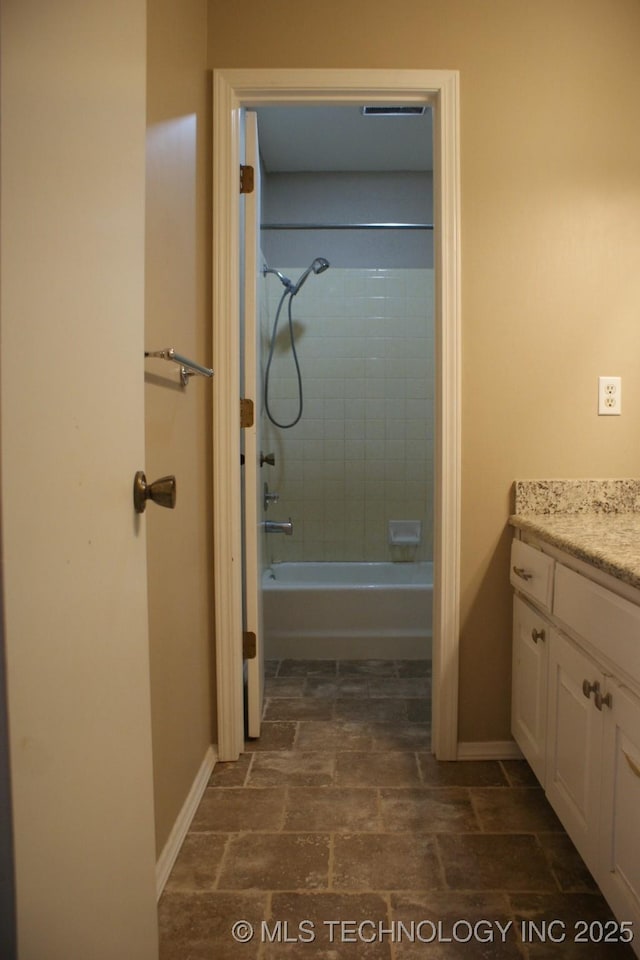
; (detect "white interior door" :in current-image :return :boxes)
[243,110,266,738]
[1,3,158,956]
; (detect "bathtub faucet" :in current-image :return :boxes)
[263,518,294,536]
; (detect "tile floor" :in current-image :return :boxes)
[158,660,635,958]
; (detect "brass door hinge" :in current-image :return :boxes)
[240,398,254,428]
[243,631,257,659]
[240,165,254,194]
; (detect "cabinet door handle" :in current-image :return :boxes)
[531,628,546,644]
[513,566,533,581]
[623,751,640,779]
[594,688,612,711]
[582,679,599,700]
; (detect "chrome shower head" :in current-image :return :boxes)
[290,257,330,296]
[312,257,330,275]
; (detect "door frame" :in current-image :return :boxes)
[212,68,461,761]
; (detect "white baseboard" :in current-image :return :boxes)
[457,740,523,761]
[155,743,218,899]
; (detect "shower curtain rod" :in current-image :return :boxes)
[261,221,434,231]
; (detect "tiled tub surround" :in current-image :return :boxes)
[261,268,434,563]
[158,660,632,959]
[511,479,640,589]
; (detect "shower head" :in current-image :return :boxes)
[290,257,330,296]
[263,265,294,291]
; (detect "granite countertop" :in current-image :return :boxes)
[509,479,640,590]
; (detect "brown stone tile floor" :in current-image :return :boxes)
[158,659,635,958]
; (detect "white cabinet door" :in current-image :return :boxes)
[512,595,549,785]
[546,630,604,872]
[599,681,640,935]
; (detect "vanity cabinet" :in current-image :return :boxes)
[511,536,640,947]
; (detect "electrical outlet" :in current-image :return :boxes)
[598,376,622,416]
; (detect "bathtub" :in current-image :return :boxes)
[262,561,432,660]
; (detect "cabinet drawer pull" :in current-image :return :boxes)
[594,689,612,711]
[513,566,533,582]
[531,628,546,644]
[582,679,599,699]
[623,751,640,779]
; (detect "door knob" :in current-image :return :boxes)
[133,471,177,513]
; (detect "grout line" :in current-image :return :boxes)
[466,787,485,832]
[327,832,335,891]
[243,752,257,787]
[211,832,234,891]
[374,787,384,831]
[431,834,450,893]
[414,750,423,784]
[384,891,398,960]
[257,891,273,960]
[531,830,564,893]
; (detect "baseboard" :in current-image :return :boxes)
[155,743,218,900]
[457,740,523,761]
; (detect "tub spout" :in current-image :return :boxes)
[263,518,294,536]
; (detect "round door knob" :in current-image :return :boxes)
[133,471,177,513]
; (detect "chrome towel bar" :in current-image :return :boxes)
[261,221,434,231]
[145,348,213,387]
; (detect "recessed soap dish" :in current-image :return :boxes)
[388,520,422,546]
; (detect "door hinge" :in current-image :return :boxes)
[240,398,254,428]
[243,631,257,659]
[240,164,254,194]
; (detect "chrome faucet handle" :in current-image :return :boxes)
[260,451,276,467]
[263,482,280,511]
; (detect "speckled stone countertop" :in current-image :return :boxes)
[509,479,640,590]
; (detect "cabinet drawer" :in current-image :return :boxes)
[510,539,554,611]
[554,563,640,686]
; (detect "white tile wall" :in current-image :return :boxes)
[260,267,434,562]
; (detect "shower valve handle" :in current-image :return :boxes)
[263,482,280,511]
[260,451,276,467]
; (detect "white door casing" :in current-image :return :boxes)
[212,68,461,761]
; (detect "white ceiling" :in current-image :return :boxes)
[254,106,433,173]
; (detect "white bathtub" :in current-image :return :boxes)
[262,561,432,660]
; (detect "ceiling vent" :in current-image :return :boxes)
[361,106,427,116]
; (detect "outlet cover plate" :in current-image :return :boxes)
[598,376,621,416]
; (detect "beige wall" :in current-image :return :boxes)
[207,0,640,740]
[1,0,158,955]
[146,0,216,855]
